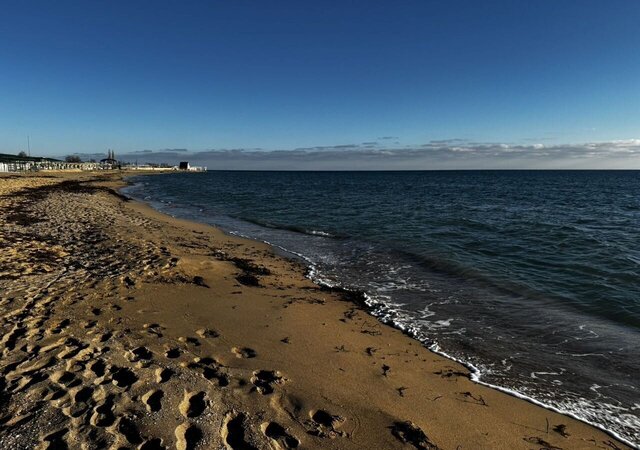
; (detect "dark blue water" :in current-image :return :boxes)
[124,171,640,446]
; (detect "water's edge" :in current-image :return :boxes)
[118,175,637,449]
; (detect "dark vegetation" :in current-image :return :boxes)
[390,421,441,450]
[227,257,271,287]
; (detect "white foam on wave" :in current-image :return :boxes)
[530,369,565,380]
[308,229,333,237]
[360,293,640,448]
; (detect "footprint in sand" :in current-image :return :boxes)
[93,331,112,343]
[60,385,93,418]
[193,356,217,366]
[155,367,173,383]
[41,384,67,401]
[222,412,257,450]
[251,370,285,395]
[48,318,70,335]
[36,338,65,354]
[10,372,48,394]
[90,394,116,427]
[143,323,164,337]
[231,347,256,359]
[187,357,229,386]
[164,347,181,359]
[62,400,90,419]
[262,422,300,449]
[142,389,164,412]
[72,386,93,403]
[37,428,68,450]
[3,325,27,350]
[64,358,85,374]
[175,423,201,450]
[114,415,143,445]
[179,391,207,418]
[87,358,106,378]
[202,366,229,387]
[127,346,153,362]
[51,371,81,388]
[196,328,219,339]
[307,409,346,438]
[111,367,138,388]
[57,343,83,360]
[178,336,200,346]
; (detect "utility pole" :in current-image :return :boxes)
[27,135,31,157]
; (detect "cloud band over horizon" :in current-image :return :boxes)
[67,139,640,170]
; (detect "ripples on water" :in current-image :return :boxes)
[124,170,640,446]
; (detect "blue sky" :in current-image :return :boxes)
[1,1,639,168]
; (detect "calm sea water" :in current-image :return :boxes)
[124,171,640,446]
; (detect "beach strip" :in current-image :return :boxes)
[0,171,632,449]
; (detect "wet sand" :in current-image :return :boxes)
[0,171,631,450]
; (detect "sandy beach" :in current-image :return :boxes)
[0,171,631,450]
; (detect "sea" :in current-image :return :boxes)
[123,170,640,446]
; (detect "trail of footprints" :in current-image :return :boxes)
[0,311,308,449]
[0,181,354,449]
[0,287,323,449]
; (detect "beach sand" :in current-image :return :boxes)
[0,171,631,450]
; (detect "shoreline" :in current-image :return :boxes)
[0,171,633,449]
[123,172,639,449]
[208,222,640,448]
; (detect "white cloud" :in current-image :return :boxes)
[90,139,640,170]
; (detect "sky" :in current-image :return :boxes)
[1,0,639,169]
